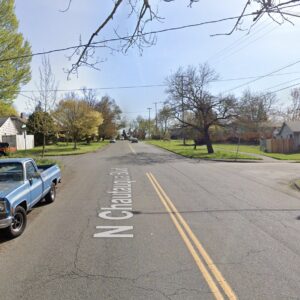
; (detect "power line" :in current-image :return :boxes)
[269,81,300,93]
[212,25,278,65]
[264,76,300,91]
[216,72,300,82]
[19,84,166,93]
[0,13,258,63]
[206,19,272,63]
[223,58,300,93]
[16,72,300,94]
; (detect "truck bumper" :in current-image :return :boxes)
[0,216,13,229]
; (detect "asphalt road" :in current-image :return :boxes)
[1,141,300,300]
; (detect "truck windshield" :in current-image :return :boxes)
[0,163,23,182]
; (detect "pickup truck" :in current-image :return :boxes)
[0,158,61,238]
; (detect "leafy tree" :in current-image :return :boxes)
[131,115,154,140]
[0,102,18,117]
[95,95,122,139]
[166,64,236,153]
[27,109,56,148]
[54,97,103,149]
[0,0,31,103]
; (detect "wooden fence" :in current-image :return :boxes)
[260,138,295,153]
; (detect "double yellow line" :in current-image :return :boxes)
[146,172,237,300]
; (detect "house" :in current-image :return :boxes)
[0,117,34,150]
[275,121,300,147]
[0,117,22,140]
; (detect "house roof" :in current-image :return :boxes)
[0,117,9,127]
[285,121,300,133]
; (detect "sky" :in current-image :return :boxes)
[13,0,300,121]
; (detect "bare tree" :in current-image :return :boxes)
[82,87,98,108]
[166,64,237,154]
[232,89,277,142]
[158,106,173,138]
[29,55,58,156]
[63,0,300,74]
[286,88,300,120]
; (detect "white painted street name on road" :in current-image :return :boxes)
[94,168,134,238]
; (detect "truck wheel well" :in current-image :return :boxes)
[18,201,27,212]
[52,179,57,185]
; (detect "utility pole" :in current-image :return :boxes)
[181,76,186,145]
[147,107,152,139]
[154,102,158,134]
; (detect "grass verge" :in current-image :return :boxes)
[147,140,260,160]
[1,141,109,167]
[214,143,300,160]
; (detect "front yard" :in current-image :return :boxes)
[148,140,300,161]
[1,141,109,165]
[214,144,300,160]
[147,140,261,160]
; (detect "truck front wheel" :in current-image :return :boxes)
[45,183,56,204]
[5,206,27,238]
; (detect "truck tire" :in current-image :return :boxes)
[45,183,56,204]
[5,206,27,238]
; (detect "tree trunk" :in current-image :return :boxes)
[73,135,77,150]
[42,133,46,157]
[204,127,214,154]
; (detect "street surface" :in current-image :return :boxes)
[1,141,300,300]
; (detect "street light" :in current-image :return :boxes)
[21,124,27,151]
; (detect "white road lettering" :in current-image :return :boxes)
[98,211,133,220]
[94,168,134,238]
[94,226,134,238]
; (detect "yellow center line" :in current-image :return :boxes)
[128,143,136,154]
[146,172,225,300]
[147,172,238,300]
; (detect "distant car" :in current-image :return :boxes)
[120,136,125,141]
[131,138,138,143]
[109,139,116,143]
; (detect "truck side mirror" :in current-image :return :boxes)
[33,172,41,179]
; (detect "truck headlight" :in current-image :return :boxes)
[0,201,6,212]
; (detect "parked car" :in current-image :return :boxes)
[131,138,138,143]
[109,139,116,143]
[0,158,61,238]
[0,142,16,156]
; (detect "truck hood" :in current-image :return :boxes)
[0,182,24,199]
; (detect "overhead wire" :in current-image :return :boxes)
[15,72,300,94]
[222,58,300,94]
[212,25,278,65]
[0,12,261,63]
[206,19,272,63]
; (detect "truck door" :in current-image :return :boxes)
[25,161,43,206]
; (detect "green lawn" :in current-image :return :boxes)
[213,144,262,154]
[9,141,109,157]
[1,141,109,166]
[147,140,261,160]
[214,143,300,160]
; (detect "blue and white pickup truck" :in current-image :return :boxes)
[0,158,61,238]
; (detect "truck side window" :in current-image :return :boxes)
[25,162,36,180]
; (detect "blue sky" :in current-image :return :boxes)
[14,0,300,121]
